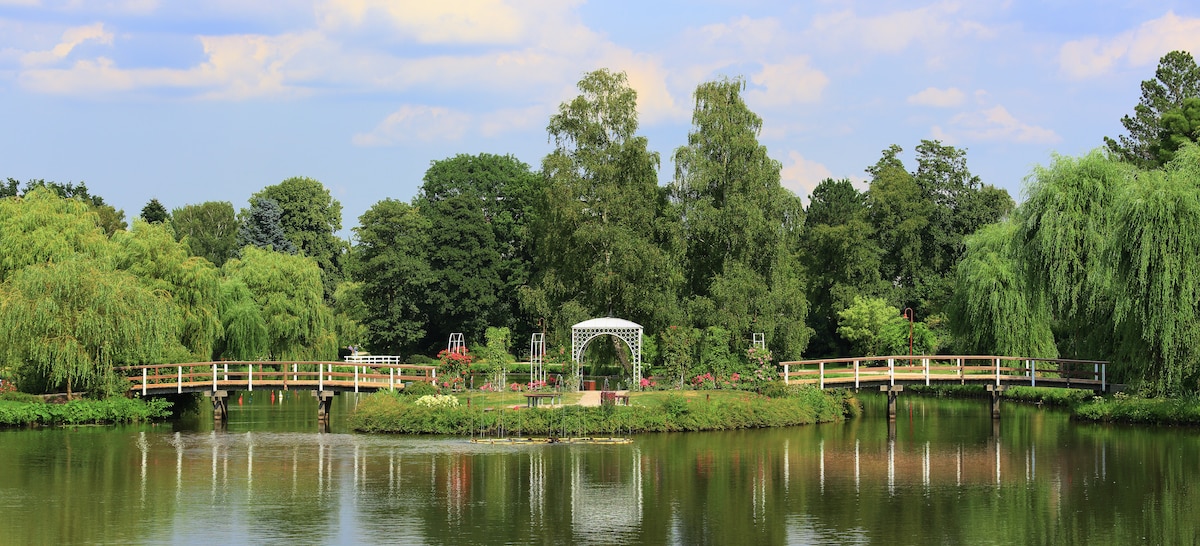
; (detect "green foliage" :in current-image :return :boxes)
[837,296,903,356]
[14,179,126,234]
[526,68,679,352]
[237,197,295,254]
[1151,97,1200,165]
[221,246,336,360]
[416,154,539,345]
[215,279,268,360]
[0,258,176,396]
[0,187,113,283]
[140,198,168,223]
[352,198,433,354]
[1074,393,1200,425]
[171,201,238,267]
[402,380,438,397]
[1109,146,1200,395]
[349,387,854,434]
[1106,50,1200,169]
[253,176,346,300]
[113,220,223,360]
[672,78,811,359]
[949,221,1056,357]
[659,325,698,388]
[0,396,171,426]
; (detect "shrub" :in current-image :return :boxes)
[402,380,437,397]
[414,394,460,409]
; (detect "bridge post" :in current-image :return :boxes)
[315,391,335,421]
[205,390,229,421]
[987,384,1006,419]
[880,385,903,420]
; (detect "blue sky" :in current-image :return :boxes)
[2,1,1198,235]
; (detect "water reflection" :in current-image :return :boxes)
[0,394,1194,544]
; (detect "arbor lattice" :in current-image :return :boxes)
[571,318,643,388]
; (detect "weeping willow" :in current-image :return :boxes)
[949,221,1056,357]
[0,258,176,397]
[0,187,112,282]
[1109,145,1200,395]
[113,220,223,360]
[217,279,268,360]
[1016,150,1133,358]
[222,247,336,361]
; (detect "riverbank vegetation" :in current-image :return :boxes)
[2,52,1200,410]
[0,392,171,427]
[350,386,857,435]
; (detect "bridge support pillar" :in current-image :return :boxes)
[880,385,904,420]
[315,391,335,421]
[205,390,229,421]
[987,384,1006,419]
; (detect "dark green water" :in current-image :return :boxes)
[2,391,1197,545]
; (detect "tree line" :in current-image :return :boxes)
[3,51,1200,395]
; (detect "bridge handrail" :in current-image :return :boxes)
[115,361,440,396]
[776,355,1108,391]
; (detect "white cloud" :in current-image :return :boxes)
[20,22,112,66]
[907,86,965,108]
[1059,11,1200,79]
[809,2,992,54]
[19,32,321,98]
[353,104,471,146]
[780,150,833,200]
[746,57,829,107]
[478,104,549,137]
[943,105,1059,144]
[316,0,537,45]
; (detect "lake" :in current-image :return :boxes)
[1,390,1195,544]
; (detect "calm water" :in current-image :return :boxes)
[2,391,1198,545]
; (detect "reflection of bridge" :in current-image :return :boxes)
[779,355,1110,418]
[117,357,437,421]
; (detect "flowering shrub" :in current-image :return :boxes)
[747,347,774,384]
[691,372,717,389]
[479,382,494,392]
[414,394,460,408]
[440,376,464,390]
[0,379,15,394]
[437,347,474,378]
[640,377,657,389]
[526,380,547,391]
[510,382,523,392]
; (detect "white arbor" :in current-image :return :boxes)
[571,318,643,387]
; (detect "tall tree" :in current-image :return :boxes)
[526,68,680,354]
[415,154,539,345]
[948,220,1056,357]
[112,220,223,360]
[237,197,296,254]
[171,201,239,267]
[252,177,346,301]
[18,179,126,234]
[352,199,435,355]
[0,258,176,397]
[140,198,168,224]
[0,187,112,283]
[221,246,336,361]
[1149,96,1200,165]
[1105,50,1200,168]
[802,178,885,357]
[671,77,811,358]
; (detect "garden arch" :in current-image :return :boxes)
[571,318,643,387]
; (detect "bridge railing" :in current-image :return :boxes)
[115,361,439,396]
[778,355,1107,391]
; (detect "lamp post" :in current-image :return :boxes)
[901,308,914,362]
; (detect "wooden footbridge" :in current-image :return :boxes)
[779,355,1110,419]
[116,356,437,421]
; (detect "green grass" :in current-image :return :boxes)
[1073,394,1200,425]
[0,396,173,427]
[349,386,859,435]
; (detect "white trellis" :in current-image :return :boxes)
[752,333,766,351]
[447,332,465,354]
[530,333,546,383]
[571,318,643,388]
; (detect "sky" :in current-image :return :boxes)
[2,0,1199,236]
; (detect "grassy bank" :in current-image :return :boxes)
[1073,394,1200,425]
[0,393,172,427]
[349,386,859,435]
